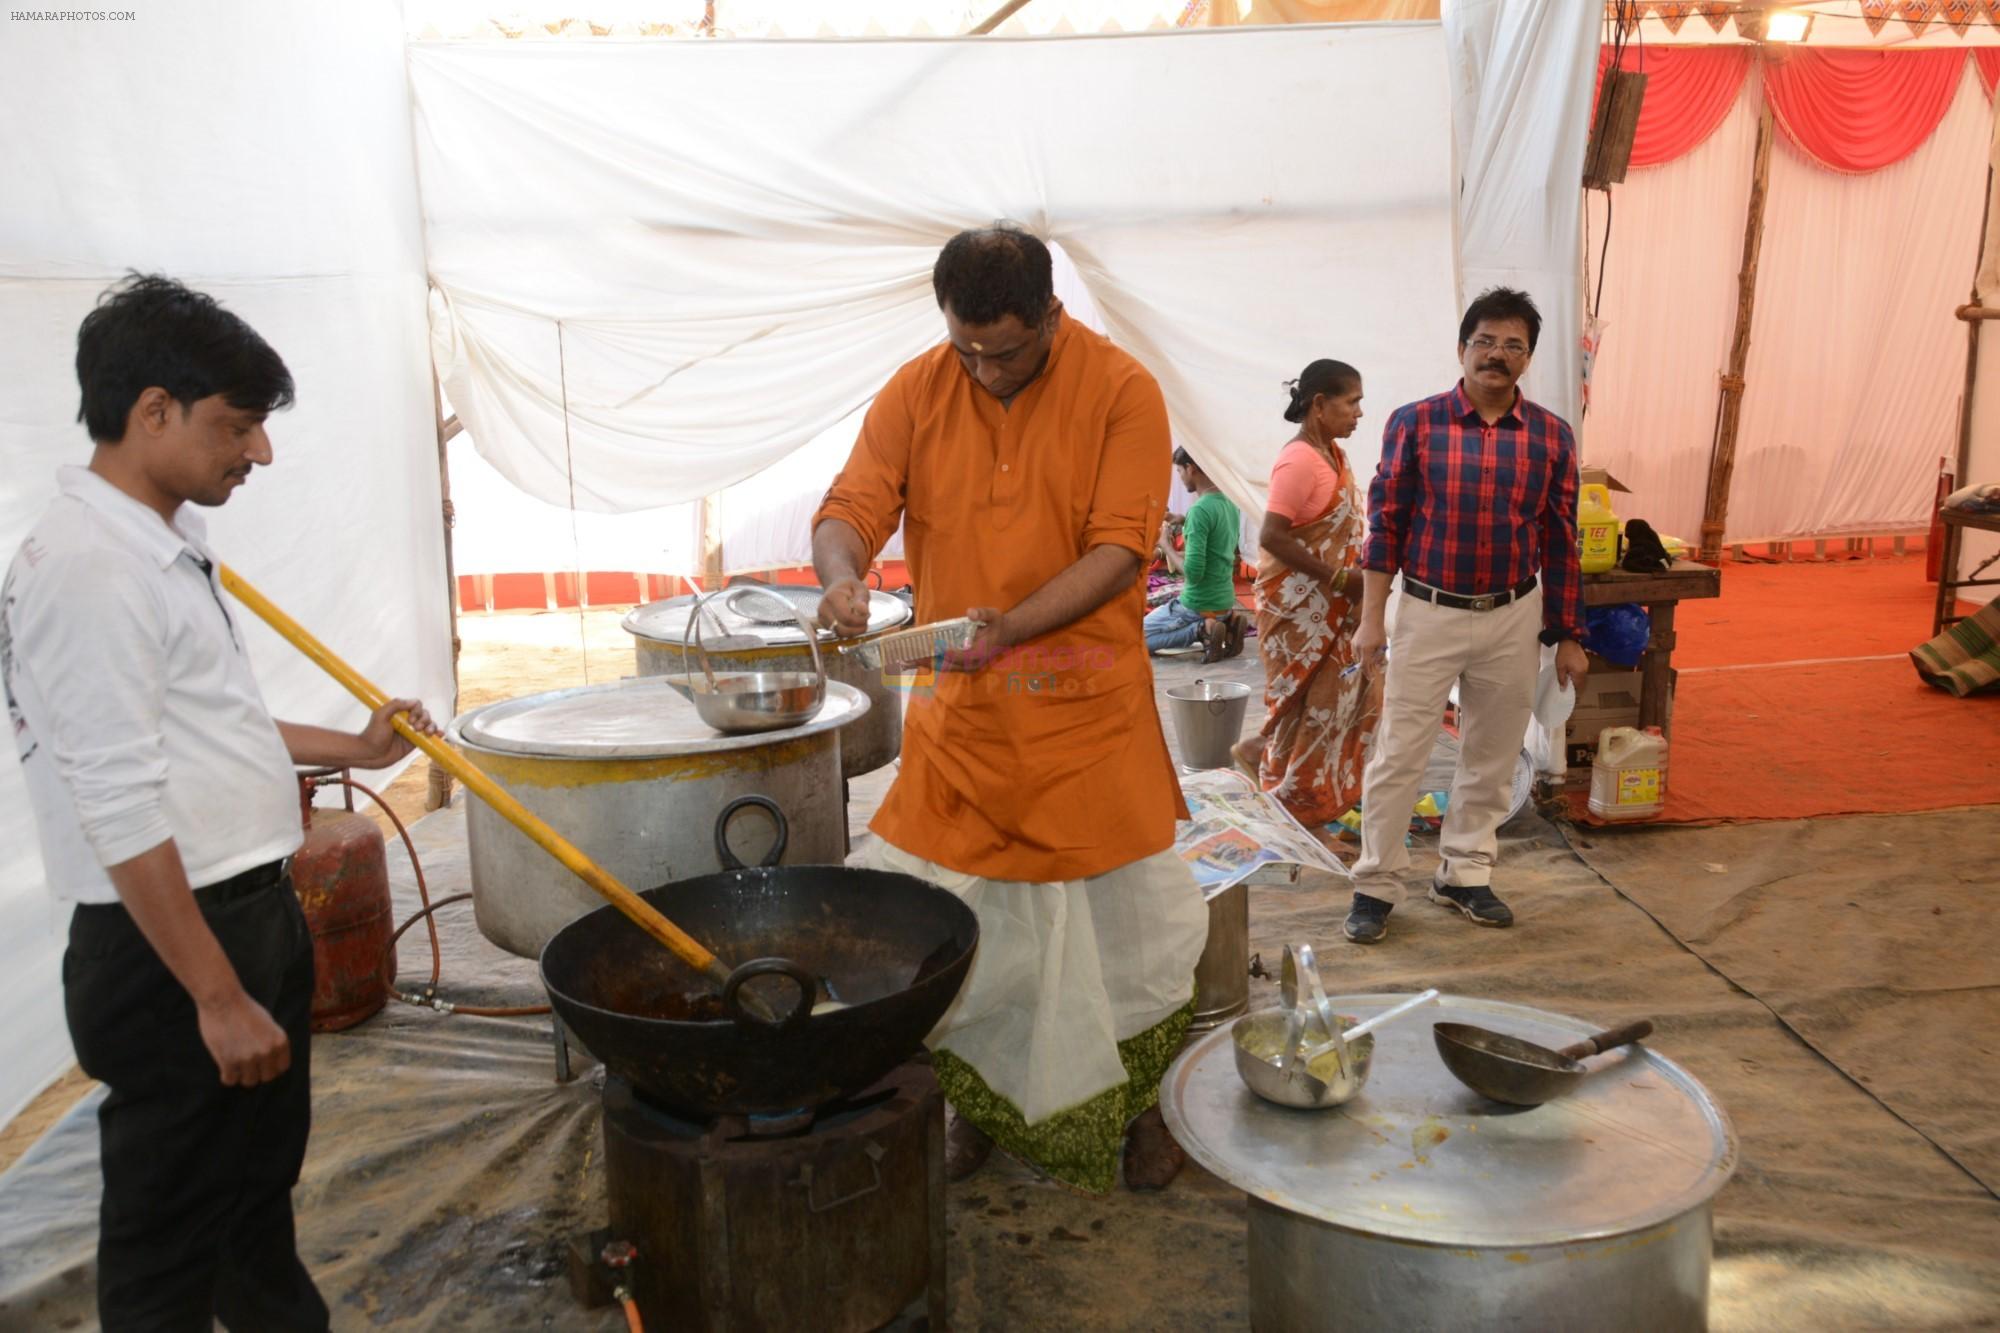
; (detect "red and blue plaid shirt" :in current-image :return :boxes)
[1361,382,1585,641]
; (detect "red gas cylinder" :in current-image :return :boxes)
[292,772,396,1032]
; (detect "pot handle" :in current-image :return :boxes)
[1558,1019,1655,1062]
[681,588,727,690]
[723,957,816,1033]
[714,794,790,870]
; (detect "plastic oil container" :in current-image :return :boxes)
[1579,483,1621,575]
[1589,725,1668,821]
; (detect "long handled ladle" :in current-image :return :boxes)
[220,565,769,1016]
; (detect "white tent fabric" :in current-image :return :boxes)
[1441,0,1598,427]
[411,24,1463,532]
[1585,60,1991,545]
[1730,61,1990,542]
[1581,70,1762,543]
[0,4,452,1121]
[445,434,701,580]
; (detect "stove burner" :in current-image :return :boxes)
[610,1075,899,1142]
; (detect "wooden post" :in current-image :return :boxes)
[968,0,1035,34]
[426,373,463,812]
[1954,167,1994,494]
[1698,101,1775,565]
[700,493,726,590]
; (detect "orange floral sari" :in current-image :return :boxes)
[1248,442,1381,827]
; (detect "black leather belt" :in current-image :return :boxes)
[194,857,290,907]
[1402,575,1539,613]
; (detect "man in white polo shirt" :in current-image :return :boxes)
[1,275,439,1331]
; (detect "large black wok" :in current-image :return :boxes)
[540,796,979,1119]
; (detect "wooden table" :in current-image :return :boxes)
[1581,559,1722,734]
[1932,507,2000,636]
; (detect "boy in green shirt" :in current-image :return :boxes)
[1145,448,1246,662]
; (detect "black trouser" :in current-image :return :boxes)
[64,861,329,1332]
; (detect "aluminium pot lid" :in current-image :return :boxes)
[451,677,868,759]
[1159,992,1736,1248]
[622,586,910,648]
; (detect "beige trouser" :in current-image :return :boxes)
[1352,583,1542,905]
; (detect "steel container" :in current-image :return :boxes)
[1188,878,1249,1032]
[625,587,911,777]
[1162,993,1737,1331]
[450,677,868,959]
[1165,678,1253,770]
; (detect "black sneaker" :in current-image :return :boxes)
[1428,880,1514,928]
[1343,893,1394,944]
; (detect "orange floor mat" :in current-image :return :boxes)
[1571,554,1999,824]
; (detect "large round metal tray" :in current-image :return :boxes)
[1160,992,1736,1248]
[453,676,867,759]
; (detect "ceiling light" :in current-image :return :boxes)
[1765,9,1812,42]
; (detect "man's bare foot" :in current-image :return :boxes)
[1122,1105,1186,1192]
[946,1112,995,1183]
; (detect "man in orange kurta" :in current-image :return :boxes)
[812,226,1207,1194]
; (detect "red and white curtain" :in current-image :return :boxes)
[1584,47,1994,543]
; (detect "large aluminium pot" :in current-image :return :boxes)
[624,586,911,778]
[1162,993,1736,1331]
[450,676,868,960]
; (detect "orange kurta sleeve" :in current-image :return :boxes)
[1083,372,1172,563]
[812,366,913,559]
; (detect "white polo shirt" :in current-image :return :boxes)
[3,466,302,904]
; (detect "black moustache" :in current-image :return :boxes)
[1482,363,1507,371]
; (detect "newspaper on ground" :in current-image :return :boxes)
[1174,768,1350,897]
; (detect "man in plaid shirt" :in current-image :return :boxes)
[1343,287,1589,943]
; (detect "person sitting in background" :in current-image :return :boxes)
[1154,512,1185,575]
[1234,359,1381,827]
[1142,448,1246,661]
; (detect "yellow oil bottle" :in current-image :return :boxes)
[1589,725,1668,821]
[1579,483,1621,575]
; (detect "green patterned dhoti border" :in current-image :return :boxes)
[933,994,1196,1194]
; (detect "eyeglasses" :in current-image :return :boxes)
[1469,336,1530,358]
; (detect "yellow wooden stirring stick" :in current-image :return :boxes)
[219,564,743,1001]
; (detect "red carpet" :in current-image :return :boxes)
[1574,555,2000,824]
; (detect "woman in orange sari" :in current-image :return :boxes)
[1234,359,1382,828]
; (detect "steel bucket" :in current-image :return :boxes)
[1166,678,1252,769]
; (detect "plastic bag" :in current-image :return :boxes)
[1584,603,1651,667]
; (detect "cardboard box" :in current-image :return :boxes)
[1579,465,1630,494]
[1564,662,1674,772]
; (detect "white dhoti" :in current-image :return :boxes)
[850,837,1208,1192]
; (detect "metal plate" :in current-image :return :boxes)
[622,587,910,648]
[1160,993,1736,1248]
[453,677,868,759]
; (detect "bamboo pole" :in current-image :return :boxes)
[218,564,739,996]
[1698,101,1775,565]
[1957,168,1996,490]
[969,0,1035,35]
[700,493,726,590]
[427,373,461,812]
